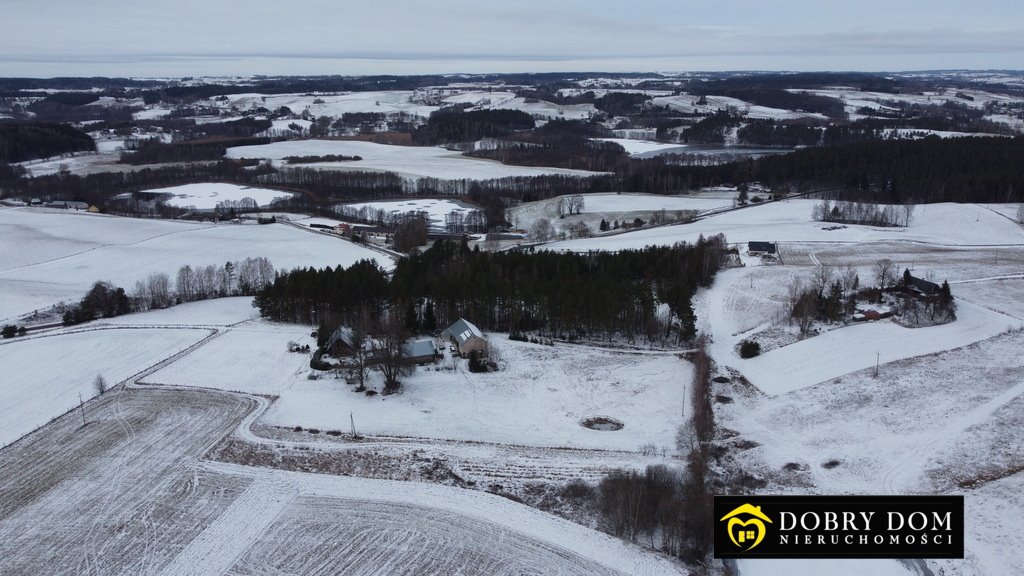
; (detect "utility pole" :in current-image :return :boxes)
[79,393,87,426]
[874,352,880,378]
[350,412,356,438]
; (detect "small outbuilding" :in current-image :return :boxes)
[402,339,440,365]
[747,241,777,255]
[441,318,489,358]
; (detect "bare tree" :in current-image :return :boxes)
[901,201,916,227]
[1017,203,1024,224]
[176,265,196,302]
[347,326,371,392]
[529,218,554,241]
[567,194,585,215]
[566,221,592,239]
[146,272,171,308]
[872,258,896,291]
[93,374,107,395]
[840,265,859,296]
[556,197,569,218]
[812,263,833,296]
[371,317,409,394]
[132,279,150,311]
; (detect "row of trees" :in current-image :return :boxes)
[61,258,276,325]
[812,199,915,227]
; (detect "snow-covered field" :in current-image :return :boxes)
[717,329,1024,576]
[548,200,1024,252]
[651,94,828,121]
[0,383,682,575]
[97,297,260,327]
[740,299,1017,395]
[141,182,294,210]
[205,89,597,121]
[341,198,479,230]
[225,139,604,180]
[149,328,690,452]
[146,321,315,396]
[0,327,209,447]
[592,138,690,156]
[0,208,392,322]
[508,192,733,235]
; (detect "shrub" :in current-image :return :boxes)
[560,478,596,500]
[1,324,16,339]
[739,340,761,358]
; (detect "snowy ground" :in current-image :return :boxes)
[141,182,294,210]
[0,327,209,447]
[149,329,690,452]
[548,200,1024,252]
[651,93,828,121]
[204,89,598,121]
[739,299,1017,395]
[340,198,479,231]
[592,138,691,156]
[0,208,392,322]
[96,297,261,327]
[508,191,733,236]
[225,139,604,180]
[0,380,684,575]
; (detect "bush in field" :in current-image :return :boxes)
[1,325,17,339]
[739,340,761,358]
[560,478,596,500]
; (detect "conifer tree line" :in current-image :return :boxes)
[255,236,727,345]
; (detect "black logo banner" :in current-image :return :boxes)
[714,495,964,559]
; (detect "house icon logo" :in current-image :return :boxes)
[720,503,773,551]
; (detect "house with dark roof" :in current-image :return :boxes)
[325,326,357,357]
[908,276,940,295]
[747,241,777,255]
[440,318,488,358]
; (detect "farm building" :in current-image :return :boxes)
[325,326,357,357]
[908,276,940,296]
[402,339,439,365]
[747,241,777,255]
[441,318,488,358]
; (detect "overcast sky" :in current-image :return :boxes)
[2,0,1023,77]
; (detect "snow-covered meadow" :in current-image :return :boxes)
[141,183,294,210]
[340,198,479,231]
[0,327,209,447]
[148,328,690,452]
[0,208,392,322]
[225,139,604,180]
[547,199,1024,252]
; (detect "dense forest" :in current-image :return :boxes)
[255,236,728,345]
[412,108,535,145]
[0,122,96,162]
[120,136,277,165]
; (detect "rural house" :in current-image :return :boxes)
[325,326,357,357]
[907,275,940,296]
[441,318,488,358]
